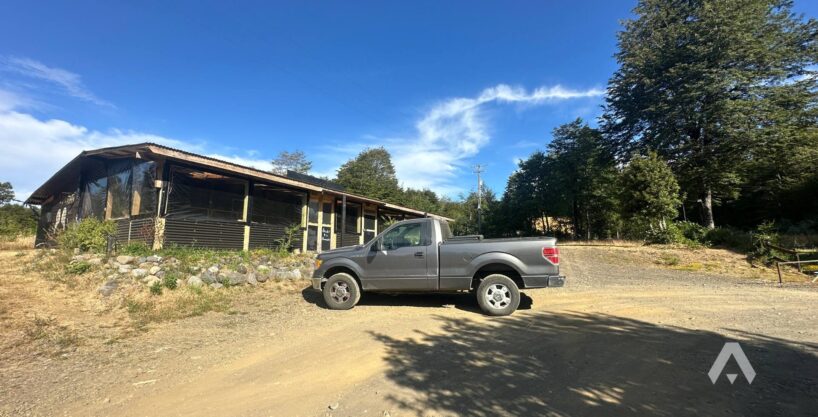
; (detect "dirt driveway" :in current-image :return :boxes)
[2,246,817,417]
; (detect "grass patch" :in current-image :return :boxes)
[655,253,680,266]
[65,260,92,275]
[125,287,231,328]
[24,316,81,351]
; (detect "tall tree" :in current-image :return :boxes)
[619,152,682,230]
[335,147,402,203]
[401,188,441,214]
[271,150,312,174]
[603,0,818,229]
[547,119,620,239]
[0,182,14,205]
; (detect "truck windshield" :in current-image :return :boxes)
[439,220,454,241]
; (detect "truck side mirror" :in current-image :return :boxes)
[370,240,380,251]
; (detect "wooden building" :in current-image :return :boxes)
[25,143,450,252]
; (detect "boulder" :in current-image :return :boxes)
[236,264,249,274]
[207,265,220,274]
[138,262,153,270]
[221,271,246,286]
[146,255,162,263]
[209,282,224,289]
[149,265,161,275]
[187,275,203,288]
[98,280,118,297]
[143,275,161,287]
[131,268,148,278]
[118,265,133,274]
[201,270,218,284]
[115,255,135,265]
[246,272,258,286]
[87,257,104,265]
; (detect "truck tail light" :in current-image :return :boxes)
[542,247,560,265]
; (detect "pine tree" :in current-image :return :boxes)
[603,0,818,229]
[335,147,402,203]
[620,152,682,231]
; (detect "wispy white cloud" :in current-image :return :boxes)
[0,56,113,107]
[317,83,604,196]
[207,153,274,172]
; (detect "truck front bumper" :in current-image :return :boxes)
[522,275,566,289]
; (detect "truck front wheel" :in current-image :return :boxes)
[476,274,520,316]
[322,273,361,310]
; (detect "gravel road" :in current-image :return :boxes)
[1,246,817,417]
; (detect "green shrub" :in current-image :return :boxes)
[749,221,782,265]
[149,281,163,295]
[704,227,752,250]
[65,260,92,275]
[119,241,152,256]
[57,218,116,253]
[677,221,708,243]
[644,223,686,245]
[163,271,179,290]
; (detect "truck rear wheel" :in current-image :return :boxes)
[476,274,520,316]
[322,273,361,310]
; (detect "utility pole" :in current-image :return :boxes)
[474,164,484,235]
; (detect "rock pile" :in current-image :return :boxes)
[78,252,315,296]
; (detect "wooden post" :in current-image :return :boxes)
[242,181,251,251]
[341,195,347,246]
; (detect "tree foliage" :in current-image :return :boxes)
[602,0,818,229]
[619,152,682,230]
[0,182,38,239]
[335,147,403,204]
[271,150,312,174]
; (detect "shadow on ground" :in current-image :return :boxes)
[301,287,532,313]
[371,311,818,417]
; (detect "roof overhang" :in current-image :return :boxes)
[25,142,454,221]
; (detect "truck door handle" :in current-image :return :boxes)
[414,251,424,258]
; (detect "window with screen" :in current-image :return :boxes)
[131,160,156,216]
[166,166,247,221]
[322,203,332,225]
[251,184,304,226]
[335,201,360,233]
[107,159,133,219]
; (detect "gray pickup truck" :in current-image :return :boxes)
[312,217,565,315]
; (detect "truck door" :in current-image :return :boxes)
[363,221,433,290]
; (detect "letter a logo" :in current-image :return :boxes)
[708,342,756,384]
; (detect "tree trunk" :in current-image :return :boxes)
[572,199,579,239]
[702,188,715,229]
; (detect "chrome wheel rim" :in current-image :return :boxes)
[330,281,351,303]
[485,283,511,309]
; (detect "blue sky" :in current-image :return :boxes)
[1,1,817,201]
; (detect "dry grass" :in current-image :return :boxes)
[124,286,232,329]
[23,316,82,352]
[0,235,35,251]
[587,244,812,283]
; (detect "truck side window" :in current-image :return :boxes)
[382,223,424,250]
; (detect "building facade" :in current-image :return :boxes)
[25,143,450,252]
